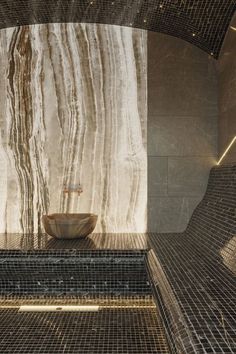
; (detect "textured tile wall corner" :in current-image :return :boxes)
[147,31,218,233]
[0,23,147,233]
[218,11,236,164]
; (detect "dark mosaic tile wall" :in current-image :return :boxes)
[0,0,235,57]
[186,164,236,258]
[149,164,236,353]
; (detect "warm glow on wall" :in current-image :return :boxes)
[217,136,236,165]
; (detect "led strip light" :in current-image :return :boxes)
[18,305,100,312]
[0,304,156,312]
[217,136,236,165]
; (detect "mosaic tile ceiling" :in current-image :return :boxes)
[0,1,235,58]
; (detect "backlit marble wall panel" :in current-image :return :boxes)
[0,23,147,233]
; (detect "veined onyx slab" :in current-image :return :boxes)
[0,23,147,234]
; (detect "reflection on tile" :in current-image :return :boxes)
[0,307,170,354]
[0,233,149,250]
[220,235,236,274]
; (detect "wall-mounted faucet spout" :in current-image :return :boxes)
[63,183,83,196]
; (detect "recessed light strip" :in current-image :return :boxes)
[18,305,100,312]
[0,304,156,311]
[217,136,236,165]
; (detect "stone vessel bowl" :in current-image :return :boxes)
[42,213,98,239]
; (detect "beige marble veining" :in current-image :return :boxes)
[0,23,147,233]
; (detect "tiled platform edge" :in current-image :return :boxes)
[149,164,236,354]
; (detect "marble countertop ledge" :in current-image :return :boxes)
[0,233,150,251]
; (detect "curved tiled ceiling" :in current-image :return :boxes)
[0,0,235,58]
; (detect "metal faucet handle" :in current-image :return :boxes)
[77,185,83,196]
[63,183,83,195]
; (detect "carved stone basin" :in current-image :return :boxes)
[42,213,98,239]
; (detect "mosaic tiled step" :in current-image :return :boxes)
[0,251,151,298]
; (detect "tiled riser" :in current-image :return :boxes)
[0,254,151,297]
[0,280,151,297]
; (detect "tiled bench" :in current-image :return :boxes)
[149,165,236,353]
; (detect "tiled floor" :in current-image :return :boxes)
[0,307,169,354]
[0,246,170,353]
